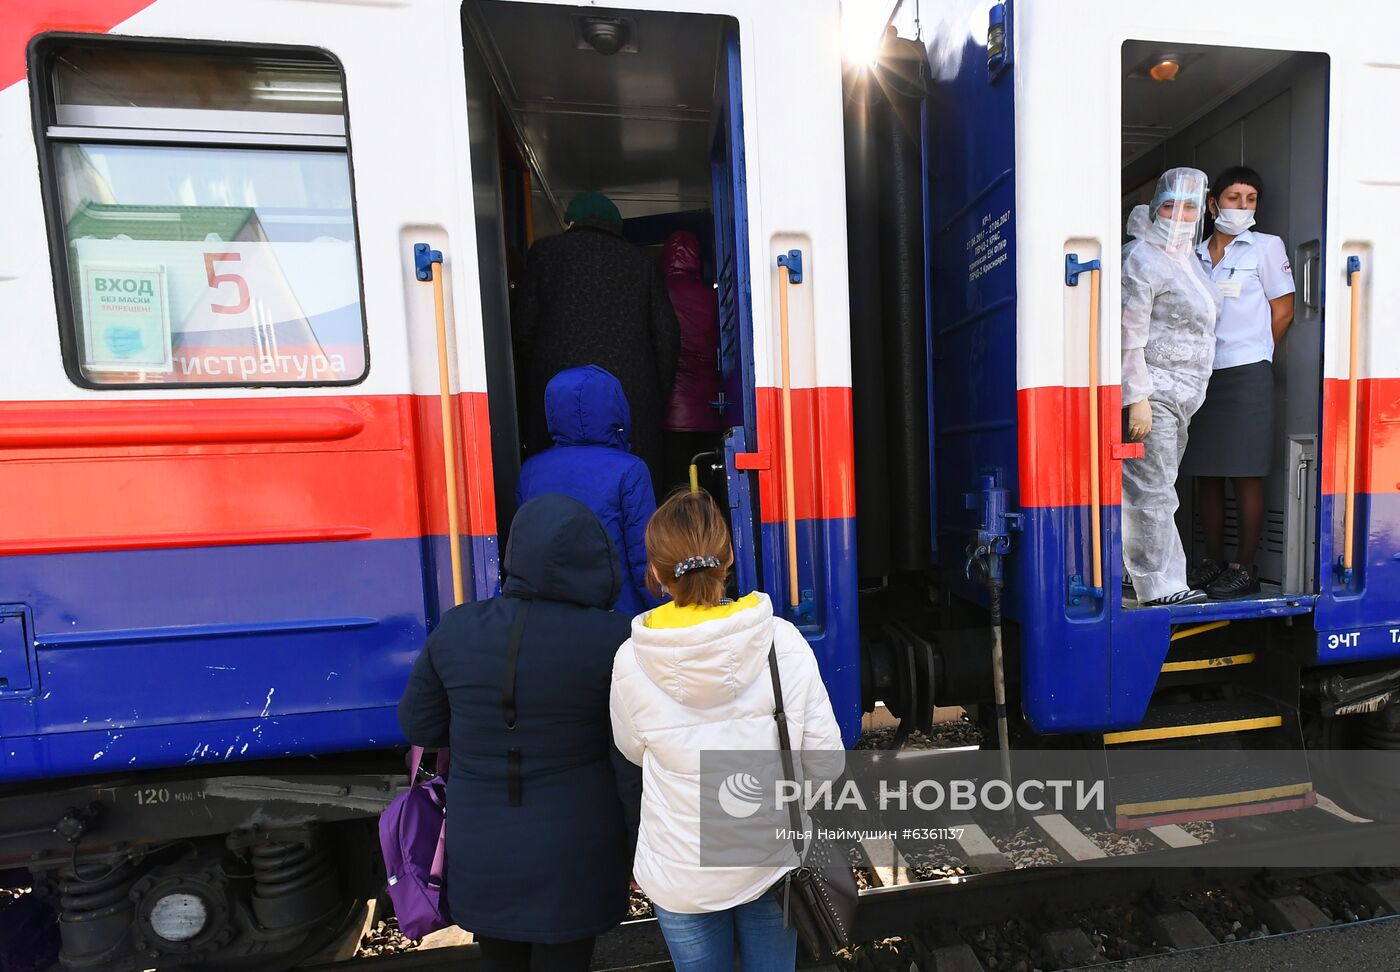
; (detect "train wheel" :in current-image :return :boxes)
[1305,704,1400,822]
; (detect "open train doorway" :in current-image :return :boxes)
[459,1,752,576]
[1120,41,1329,606]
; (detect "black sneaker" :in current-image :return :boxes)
[1143,588,1210,606]
[1207,564,1260,600]
[1188,557,1226,590]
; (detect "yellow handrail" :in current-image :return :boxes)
[428,253,465,607]
[1066,253,1104,598]
[1343,260,1362,575]
[777,254,800,608]
[1087,266,1103,594]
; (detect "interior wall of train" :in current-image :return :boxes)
[1121,42,1329,597]
[460,1,740,539]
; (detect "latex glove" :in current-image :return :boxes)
[1127,399,1153,442]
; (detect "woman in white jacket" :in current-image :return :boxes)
[610,489,844,972]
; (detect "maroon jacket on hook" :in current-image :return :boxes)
[660,231,725,433]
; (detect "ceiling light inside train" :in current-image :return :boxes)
[1149,58,1181,82]
[581,17,630,56]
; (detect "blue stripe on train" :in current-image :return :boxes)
[0,534,500,783]
[996,496,1400,735]
[757,517,862,747]
[0,522,870,781]
[1314,491,1400,662]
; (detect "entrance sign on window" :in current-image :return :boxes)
[78,265,173,374]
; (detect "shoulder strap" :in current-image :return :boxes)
[502,599,531,807]
[768,644,805,857]
[501,599,531,729]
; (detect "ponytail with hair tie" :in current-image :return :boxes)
[674,556,722,578]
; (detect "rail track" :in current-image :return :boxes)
[312,797,1400,972]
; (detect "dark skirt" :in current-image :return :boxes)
[1182,360,1274,477]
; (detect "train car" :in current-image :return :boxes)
[907,0,1400,829]
[0,0,861,967]
[3,0,1400,967]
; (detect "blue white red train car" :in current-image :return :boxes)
[0,0,1397,968]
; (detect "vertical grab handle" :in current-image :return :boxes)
[776,250,803,609]
[416,243,465,607]
[1087,266,1103,594]
[1066,254,1105,599]
[1341,255,1363,580]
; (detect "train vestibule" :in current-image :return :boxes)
[462,0,864,744]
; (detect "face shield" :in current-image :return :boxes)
[1147,167,1208,250]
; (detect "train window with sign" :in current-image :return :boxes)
[32,41,367,387]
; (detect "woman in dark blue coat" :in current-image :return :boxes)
[397,494,640,972]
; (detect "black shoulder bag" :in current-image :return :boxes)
[768,645,857,958]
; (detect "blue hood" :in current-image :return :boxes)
[544,365,631,450]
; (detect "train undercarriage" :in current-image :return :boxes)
[0,756,399,971]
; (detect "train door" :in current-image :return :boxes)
[1119,42,1329,611]
[459,1,756,577]
[457,1,861,742]
[710,29,762,595]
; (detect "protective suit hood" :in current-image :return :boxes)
[1133,167,1209,253]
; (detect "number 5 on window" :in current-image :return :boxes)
[204,252,250,314]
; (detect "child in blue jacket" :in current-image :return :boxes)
[517,366,660,616]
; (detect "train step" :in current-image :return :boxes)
[1109,746,1314,829]
[1160,642,1256,675]
[1103,695,1283,746]
[1158,591,1316,623]
[1157,632,1258,688]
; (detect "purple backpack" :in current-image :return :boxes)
[379,746,450,939]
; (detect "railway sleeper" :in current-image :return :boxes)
[1236,882,1332,933]
[1036,927,1100,968]
[1358,876,1400,915]
[1147,910,1217,950]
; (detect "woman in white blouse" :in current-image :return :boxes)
[1184,166,1295,599]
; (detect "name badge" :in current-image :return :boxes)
[1216,279,1243,299]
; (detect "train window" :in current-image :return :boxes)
[33,40,367,387]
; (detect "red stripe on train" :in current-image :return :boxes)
[0,393,498,554]
[0,384,859,555]
[1,0,154,91]
[1321,376,1400,496]
[751,386,856,524]
[1022,376,1400,508]
[1019,384,1127,509]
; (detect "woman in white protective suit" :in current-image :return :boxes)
[1120,167,1220,606]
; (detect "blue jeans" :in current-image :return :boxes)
[653,892,797,972]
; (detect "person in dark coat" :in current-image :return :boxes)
[397,494,640,972]
[659,230,726,490]
[512,191,680,481]
[517,366,658,617]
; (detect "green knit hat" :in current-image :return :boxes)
[565,190,621,227]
